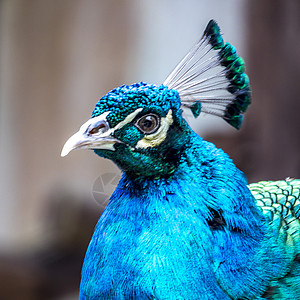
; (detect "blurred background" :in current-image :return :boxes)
[0,0,299,299]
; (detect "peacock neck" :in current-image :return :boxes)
[81,134,270,298]
[110,132,266,238]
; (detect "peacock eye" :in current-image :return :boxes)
[135,113,160,134]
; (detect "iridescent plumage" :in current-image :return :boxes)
[62,20,300,299]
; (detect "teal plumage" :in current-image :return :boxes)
[61,20,300,299]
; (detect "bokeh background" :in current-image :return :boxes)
[0,0,299,299]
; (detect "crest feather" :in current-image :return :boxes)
[163,20,251,129]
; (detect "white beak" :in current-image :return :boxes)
[61,111,119,157]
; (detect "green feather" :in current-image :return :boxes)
[191,102,202,118]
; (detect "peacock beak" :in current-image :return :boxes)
[61,111,119,157]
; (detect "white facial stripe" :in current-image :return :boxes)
[113,108,143,131]
[136,110,173,149]
[96,108,143,138]
[78,108,143,139]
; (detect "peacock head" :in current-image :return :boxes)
[61,82,191,177]
[61,20,251,178]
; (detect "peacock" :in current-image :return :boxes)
[61,20,300,299]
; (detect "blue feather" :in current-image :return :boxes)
[61,20,300,300]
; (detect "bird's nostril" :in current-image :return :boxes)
[89,123,107,135]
